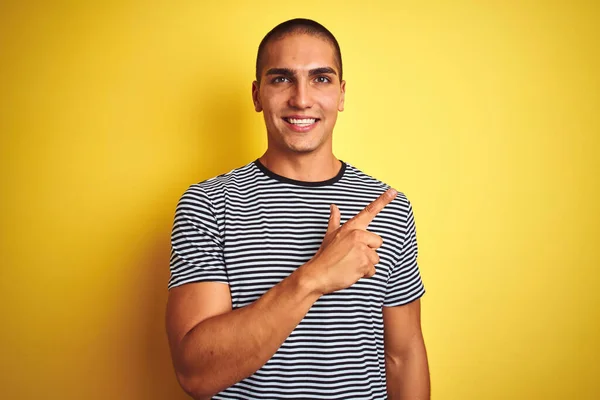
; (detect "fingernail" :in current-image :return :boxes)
[389,188,397,196]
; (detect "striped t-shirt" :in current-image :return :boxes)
[169,159,425,399]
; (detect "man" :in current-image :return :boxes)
[166,18,430,400]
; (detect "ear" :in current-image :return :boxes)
[252,81,263,112]
[338,80,346,112]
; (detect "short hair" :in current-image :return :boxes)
[255,18,343,84]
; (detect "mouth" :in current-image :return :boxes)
[282,117,319,127]
[282,117,320,132]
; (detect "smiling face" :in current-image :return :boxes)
[252,33,346,156]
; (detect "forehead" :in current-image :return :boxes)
[262,34,338,74]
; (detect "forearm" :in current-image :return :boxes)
[386,335,430,400]
[174,266,320,398]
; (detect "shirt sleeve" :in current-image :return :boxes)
[384,197,426,307]
[168,185,228,290]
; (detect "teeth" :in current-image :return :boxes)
[287,118,316,125]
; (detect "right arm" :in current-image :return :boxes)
[167,266,319,399]
[166,189,397,399]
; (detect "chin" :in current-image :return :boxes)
[269,127,329,154]
[285,142,319,153]
[286,134,327,152]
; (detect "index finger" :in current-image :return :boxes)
[346,188,398,229]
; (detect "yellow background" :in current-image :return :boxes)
[1,1,598,399]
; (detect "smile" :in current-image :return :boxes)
[283,117,318,126]
[282,117,320,133]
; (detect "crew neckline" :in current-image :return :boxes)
[253,158,346,187]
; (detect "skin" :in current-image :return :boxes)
[252,33,345,182]
[166,32,430,400]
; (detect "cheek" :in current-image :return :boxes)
[262,94,284,115]
[260,101,277,119]
[322,97,342,115]
[319,89,342,110]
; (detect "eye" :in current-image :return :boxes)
[315,76,331,83]
[272,76,290,84]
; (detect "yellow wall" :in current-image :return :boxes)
[1,1,598,399]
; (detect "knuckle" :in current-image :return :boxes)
[368,251,377,265]
[360,252,370,266]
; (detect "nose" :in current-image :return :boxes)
[288,80,313,109]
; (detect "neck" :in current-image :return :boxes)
[258,149,341,183]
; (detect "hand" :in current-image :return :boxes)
[303,188,398,295]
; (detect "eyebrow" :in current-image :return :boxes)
[265,67,338,77]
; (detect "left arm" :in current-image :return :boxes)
[383,298,430,400]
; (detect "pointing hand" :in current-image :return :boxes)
[304,188,398,295]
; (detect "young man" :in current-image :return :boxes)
[166,18,430,400]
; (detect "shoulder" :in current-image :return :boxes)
[343,161,413,217]
[179,161,258,205]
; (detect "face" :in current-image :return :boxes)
[252,34,345,155]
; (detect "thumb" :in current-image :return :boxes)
[327,204,340,233]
